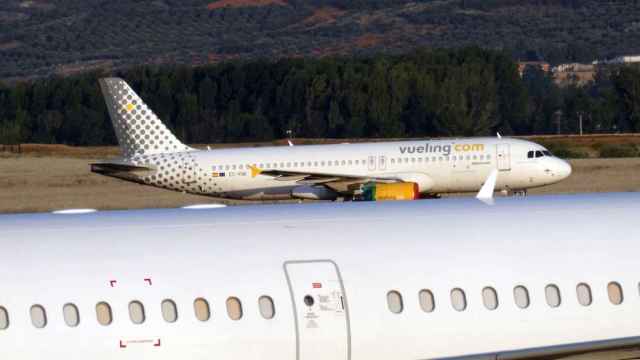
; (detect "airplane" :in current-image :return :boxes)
[91,78,572,201]
[0,189,638,359]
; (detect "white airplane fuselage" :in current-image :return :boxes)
[0,193,638,359]
[113,137,571,200]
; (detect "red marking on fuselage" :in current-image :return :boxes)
[154,339,161,347]
[119,340,127,348]
[144,278,153,286]
[110,280,117,287]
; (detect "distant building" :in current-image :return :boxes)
[518,61,550,77]
[552,63,596,87]
[593,55,640,65]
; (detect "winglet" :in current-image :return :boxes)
[496,132,502,139]
[249,165,263,178]
[287,140,294,147]
[476,169,498,205]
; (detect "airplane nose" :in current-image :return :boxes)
[557,159,572,179]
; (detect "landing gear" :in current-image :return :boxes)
[500,187,527,197]
[512,189,528,197]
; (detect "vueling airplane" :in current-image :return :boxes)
[0,191,639,359]
[91,78,571,200]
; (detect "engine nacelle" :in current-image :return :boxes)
[291,186,339,200]
[392,172,434,193]
[360,182,420,201]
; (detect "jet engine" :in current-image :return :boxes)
[291,186,339,200]
[359,182,420,201]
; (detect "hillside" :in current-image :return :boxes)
[1,0,640,81]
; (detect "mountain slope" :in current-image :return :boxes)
[1,0,640,80]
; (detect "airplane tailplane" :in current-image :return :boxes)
[99,78,191,158]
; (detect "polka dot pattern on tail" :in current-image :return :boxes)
[99,78,191,158]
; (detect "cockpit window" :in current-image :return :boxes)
[529,149,553,158]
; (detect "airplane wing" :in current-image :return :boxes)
[250,166,410,193]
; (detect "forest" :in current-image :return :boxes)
[1,47,639,146]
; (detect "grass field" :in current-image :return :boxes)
[1,149,639,213]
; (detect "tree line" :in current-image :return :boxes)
[1,47,640,146]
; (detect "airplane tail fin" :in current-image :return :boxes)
[99,78,191,158]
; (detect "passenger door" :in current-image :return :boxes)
[284,260,350,360]
[496,144,511,171]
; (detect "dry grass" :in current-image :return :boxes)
[0,156,226,213]
[0,154,639,214]
[529,158,640,195]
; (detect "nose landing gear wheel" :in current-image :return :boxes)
[512,189,528,197]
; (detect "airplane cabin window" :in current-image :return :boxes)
[30,305,47,329]
[419,289,435,313]
[576,283,592,306]
[450,288,467,311]
[514,286,530,309]
[608,282,624,305]
[482,287,499,310]
[259,296,275,319]
[63,303,80,327]
[0,306,9,330]
[387,290,404,314]
[96,302,113,326]
[161,299,178,323]
[129,301,146,324]
[545,284,561,307]
[391,159,395,164]
[194,298,211,321]
[226,297,243,320]
[341,160,346,166]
